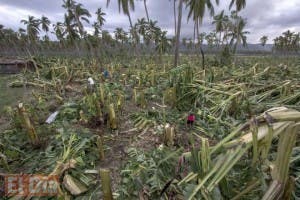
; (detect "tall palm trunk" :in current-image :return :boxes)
[173,0,177,37]
[196,21,205,70]
[233,36,239,65]
[127,13,133,29]
[74,13,84,38]
[174,0,183,67]
[144,0,150,22]
[127,12,138,57]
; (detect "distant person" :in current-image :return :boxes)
[187,113,195,129]
[87,77,95,93]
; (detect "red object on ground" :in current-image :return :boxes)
[188,114,195,122]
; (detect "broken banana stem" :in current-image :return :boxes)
[17,103,39,145]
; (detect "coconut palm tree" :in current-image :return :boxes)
[53,22,65,42]
[273,30,300,52]
[92,22,101,36]
[213,10,229,45]
[17,28,26,38]
[135,18,148,36]
[206,32,217,48]
[129,25,140,45]
[260,35,268,47]
[107,0,135,29]
[198,32,206,45]
[73,3,91,37]
[182,38,187,48]
[229,0,246,11]
[184,0,220,69]
[102,30,113,44]
[187,38,193,51]
[62,0,76,22]
[142,0,150,22]
[114,27,128,44]
[0,24,4,39]
[40,16,51,35]
[95,8,106,28]
[63,13,78,43]
[228,14,249,61]
[155,30,171,58]
[20,15,41,43]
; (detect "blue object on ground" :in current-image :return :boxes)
[103,70,109,78]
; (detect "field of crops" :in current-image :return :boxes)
[0,55,300,199]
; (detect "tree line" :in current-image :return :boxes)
[0,0,299,64]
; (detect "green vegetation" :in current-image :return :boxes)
[0,0,300,199]
[0,55,299,199]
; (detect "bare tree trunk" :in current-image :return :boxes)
[174,0,183,67]
[144,0,150,22]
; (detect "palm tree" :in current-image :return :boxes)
[228,0,246,60]
[114,27,128,44]
[107,0,135,29]
[40,16,51,35]
[92,22,101,36]
[17,28,26,38]
[142,0,150,22]
[62,0,76,14]
[205,32,217,48]
[198,32,206,45]
[102,30,113,44]
[73,3,91,37]
[273,30,300,52]
[184,0,220,69]
[95,8,106,28]
[62,0,77,43]
[20,15,41,43]
[213,10,229,45]
[155,31,171,60]
[0,24,4,38]
[229,0,246,12]
[182,38,187,48]
[63,13,78,43]
[260,35,268,47]
[136,18,147,36]
[228,14,249,61]
[129,25,140,45]
[187,38,193,51]
[53,22,65,42]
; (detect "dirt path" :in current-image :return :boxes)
[93,100,160,190]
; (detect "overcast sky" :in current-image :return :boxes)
[0,0,299,44]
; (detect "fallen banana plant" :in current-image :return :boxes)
[179,107,300,200]
[132,114,156,132]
